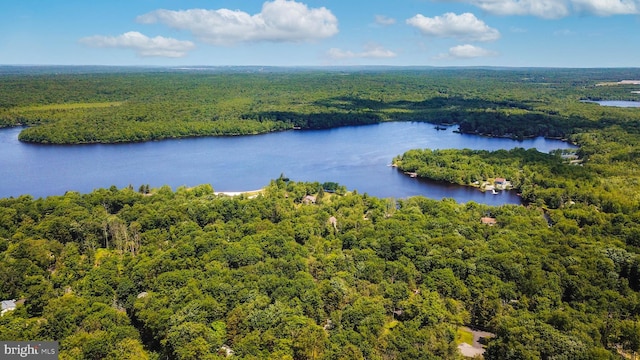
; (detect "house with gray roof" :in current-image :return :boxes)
[1,299,16,316]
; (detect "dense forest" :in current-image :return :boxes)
[2,179,640,359]
[1,67,639,144]
[1,67,640,359]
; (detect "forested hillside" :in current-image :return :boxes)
[1,179,639,359]
[1,67,639,144]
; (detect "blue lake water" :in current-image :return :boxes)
[0,123,575,205]
[582,100,640,108]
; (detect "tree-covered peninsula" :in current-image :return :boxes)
[393,122,640,213]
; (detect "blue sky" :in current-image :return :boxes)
[1,0,639,67]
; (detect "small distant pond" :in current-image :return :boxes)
[582,100,640,108]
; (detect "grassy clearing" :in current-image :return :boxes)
[456,327,474,345]
[14,101,124,111]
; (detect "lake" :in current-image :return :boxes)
[0,123,575,205]
[582,100,640,108]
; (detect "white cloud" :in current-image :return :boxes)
[572,0,638,16]
[79,31,195,58]
[406,13,500,42]
[437,0,639,18]
[469,0,569,18]
[328,44,397,59]
[374,15,397,26]
[137,0,338,45]
[445,44,498,58]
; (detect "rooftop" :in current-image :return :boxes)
[481,217,497,225]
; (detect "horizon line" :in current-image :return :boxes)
[1,64,640,70]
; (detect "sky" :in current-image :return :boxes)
[0,0,639,67]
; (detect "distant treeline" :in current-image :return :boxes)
[1,68,639,143]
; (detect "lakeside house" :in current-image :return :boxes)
[561,154,579,161]
[493,178,512,191]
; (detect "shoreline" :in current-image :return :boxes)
[214,189,264,197]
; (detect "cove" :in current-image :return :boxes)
[0,122,575,205]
